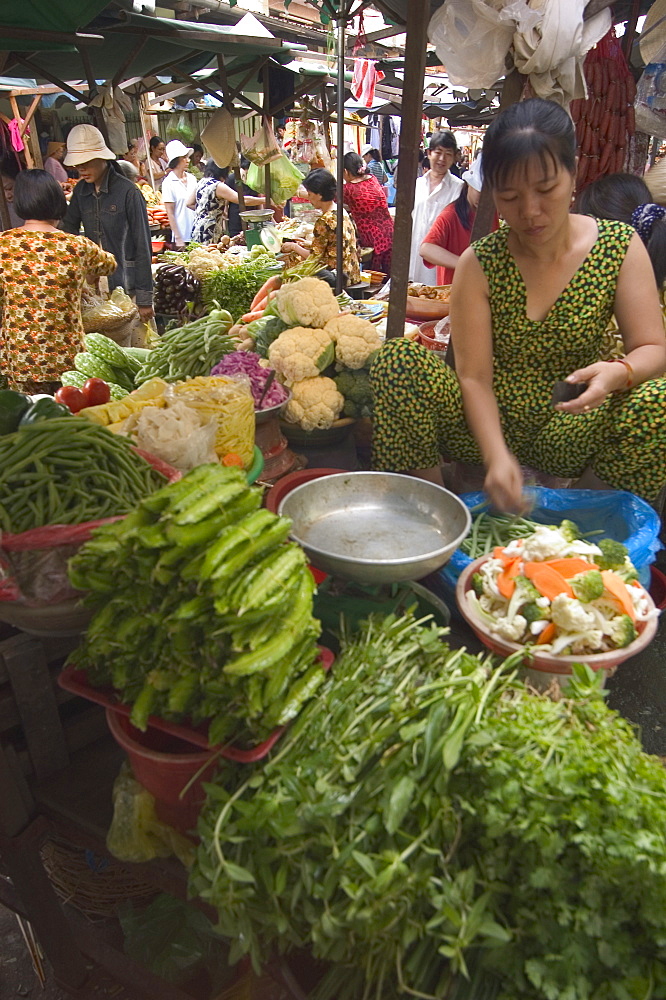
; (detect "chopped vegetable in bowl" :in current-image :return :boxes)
[467,522,658,656]
[210,351,289,410]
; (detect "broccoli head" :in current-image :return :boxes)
[609,614,638,648]
[522,602,547,624]
[336,369,373,418]
[558,519,581,541]
[570,569,604,602]
[597,538,629,571]
[471,572,484,597]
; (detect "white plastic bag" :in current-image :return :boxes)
[132,401,218,473]
[428,0,516,89]
[240,120,282,166]
[635,42,666,140]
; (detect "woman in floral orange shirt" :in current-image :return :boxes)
[0,169,116,393]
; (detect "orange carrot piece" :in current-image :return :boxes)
[240,309,266,324]
[222,452,244,468]
[536,621,557,645]
[544,558,599,577]
[493,546,523,567]
[601,570,637,621]
[497,560,521,599]
[523,562,575,601]
[250,275,282,312]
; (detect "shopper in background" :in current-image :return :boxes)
[343,151,393,275]
[148,136,168,189]
[225,156,262,238]
[117,159,163,208]
[0,169,116,392]
[420,154,488,286]
[189,143,205,180]
[281,168,361,285]
[191,159,266,244]
[61,124,153,320]
[44,142,68,184]
[161,139,197,248]
[409,130,463,284]
[361,145,388,186]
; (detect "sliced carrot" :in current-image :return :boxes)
[544,558,599,577]
[222,452,244,468]
[497,559,521,599]
[536,621,557,645]
[601,570,636,621]
[240,309,266,324]
[493,546,523,567]
[523,562,574,601]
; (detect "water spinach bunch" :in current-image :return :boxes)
[68,463,322,744]
[192,614,666,1000]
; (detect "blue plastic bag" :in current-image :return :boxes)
[441,488,662,590]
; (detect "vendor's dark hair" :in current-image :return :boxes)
[14,168,66,221]
[368,148,381,162]
[577,172,666,286]
[204,159,230,181]
[191,143,203,155]
[303,167,336,201]
[149,136,164,151]
[429,130,457,152]
[454,184,474,231]
[343,152,366,178]
[482,98,575,191]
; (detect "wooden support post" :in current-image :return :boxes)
[335,5,347,295]
[111,36,147,89]
[9,95,33,168]
[235,141,247,226]
[385,0,429,338]
[79,46,111,147]
[263,66,272,205]
[470,69,525,243]
[0,173,12,231]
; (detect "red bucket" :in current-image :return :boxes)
[649,565,666,610]
[106,709,219,836]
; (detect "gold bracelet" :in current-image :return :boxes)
[608,358,634,390]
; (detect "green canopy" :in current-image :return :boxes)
[0,0,109,51]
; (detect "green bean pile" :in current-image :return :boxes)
[461,511,542,558]
[0,418,167,534]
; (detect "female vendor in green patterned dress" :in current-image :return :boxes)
[371,99,666,510]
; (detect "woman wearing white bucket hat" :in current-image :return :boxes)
[419,154,495,287]
[61,124,153,319]
[161,139,197,248]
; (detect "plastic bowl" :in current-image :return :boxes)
[456,556,659,689]
[406,285,451,321]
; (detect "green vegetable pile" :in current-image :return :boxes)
[68,464,323,743]
[201,251,282,321]
[191,614,666,1000]
[0,418,167,533]
[135,308,237,385]
[62,334,153,400]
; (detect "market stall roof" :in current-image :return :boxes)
[0,0,108,51]
[1,8,306,94]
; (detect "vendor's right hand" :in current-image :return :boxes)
[484,452,526,514]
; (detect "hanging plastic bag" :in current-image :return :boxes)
[240,120,282,166]
[428,0,516,89]
[107,764,196,867]
[635,41,666,140]
[247,153,304,206]
[440,489,662,592]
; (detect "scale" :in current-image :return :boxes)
[239,209,279,249]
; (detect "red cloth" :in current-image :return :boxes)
[343,174,393,274]
[351,59,385,108]
[422,202,474,286]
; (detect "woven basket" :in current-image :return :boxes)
[41,838,158,919]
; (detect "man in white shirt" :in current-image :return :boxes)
[409,131,463,284]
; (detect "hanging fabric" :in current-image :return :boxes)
[351,59,385,108]
[7,119,25,153]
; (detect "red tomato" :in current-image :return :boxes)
[82,378,111,406]
[55,385,87,413]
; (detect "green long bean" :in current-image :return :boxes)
[460,511,544,558]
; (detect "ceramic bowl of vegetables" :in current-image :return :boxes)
[455,523,659,689]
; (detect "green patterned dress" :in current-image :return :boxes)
[371,219,666,502]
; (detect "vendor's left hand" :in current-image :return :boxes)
[554,362,621,415]
[138,305,155,322]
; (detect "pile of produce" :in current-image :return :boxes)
[466,521,655,653]
[201,248,283,322]
[153,263,200,316]
[135,309,237,385]
[62,333,152,399]
[0,389,69,434]
[461,510,565,558]
[240,278,381,430]
[0,418,167,533]
[191,613,666,1000]
[571,27,636,189]
[210,351,289,410]
[407,283,451,301]
[68,464,323,743]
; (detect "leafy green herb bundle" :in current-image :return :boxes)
[201,254,283,321]
[192,614,666,1000]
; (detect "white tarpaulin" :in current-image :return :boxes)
[428,0,612,105]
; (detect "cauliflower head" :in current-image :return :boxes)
[273,277,340,328]
[550,594,597,633]
[268,327,335,385]
[283,376,344,431]
[325,315,382,369]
